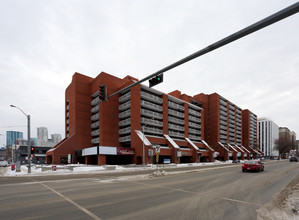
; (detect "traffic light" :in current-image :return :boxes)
[149,74,163,88]
[99,84,107,102]
[30,147,35,158]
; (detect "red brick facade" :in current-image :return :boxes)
[46,72,213,165]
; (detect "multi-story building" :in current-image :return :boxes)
[290,131,296,148]
[46,72,214,165]
[37,127,48,146]
[242,109,262,158]
[279,127,291,142]
[192,93,253,161]
[6,131,23,146]
[258,118,279,157]
[51,134,62,145]
[16,145,51,164]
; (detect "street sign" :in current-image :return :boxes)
[155,145,160,154]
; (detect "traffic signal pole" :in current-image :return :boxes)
[107,2,298,99]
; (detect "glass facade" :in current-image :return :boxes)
[6,131,23,146]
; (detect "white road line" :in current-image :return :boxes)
[39,182,102,220]
[220,197,264,207]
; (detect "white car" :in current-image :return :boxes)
[0,160,8,167]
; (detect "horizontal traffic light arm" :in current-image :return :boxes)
[106,2,298,99]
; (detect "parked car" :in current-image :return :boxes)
[242,160,264,172]
[290,156,298,162]
[232,159,240,163]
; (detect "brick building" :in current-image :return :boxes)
[192,93,258,160]
[46,72,214,165]
[242,109,263,157]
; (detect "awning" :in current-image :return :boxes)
[218,142,230,152]
[135,130,152,146]
[252,149,261,155]
[227,144,238,153]
[201,140,215,152]
[234,144,244,153]
[185,138,199,151]
[164,134,180,149]
[241,145,251,153]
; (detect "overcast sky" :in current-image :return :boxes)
[0,0,298,147]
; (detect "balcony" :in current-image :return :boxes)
[119,127,131,135]
[188,109,201,117]
[189,122,201,129]
[220,110,227,117]
[189,134,201,141]
[140,91,163,104]
[91,129,99,137]
[91,137,99,144]
[66,105,69,110]
[229,105,234,110]
[189,115,201,123]
[119,100,131,111]
[220,120,227,126]
[119,92,131,103]
[189,128,201,135]
[91,121,99,129]
[141,100,163,112]
[141,109,163,119]
[119,109,131,119]
[91,97,100,106]
[168,101,185,111]
[168,123,184,131]
[141,117,163,127]
[220,134,227,140]
[66,112,69,118]
[220,115,227,121]
[119,135,131,142]
[220,99,227,106]
[91,105,99,114]
[168,109,184,118]
[66,119,69,124]
[119,118,131,127]
[229,114,235,120]
[229,128,235,134]
[220,129,227,135]
[169,131,185,139]
[229,124,235,129]
[220,105,227,112]
[144,127,163,135]
[91,113,99,121]
[220,125,227,130]
[168,116,184,125]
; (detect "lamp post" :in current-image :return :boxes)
[10,105,31,173]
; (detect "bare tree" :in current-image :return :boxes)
[274,138,293,158]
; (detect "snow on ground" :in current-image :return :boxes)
[3,160,238,177]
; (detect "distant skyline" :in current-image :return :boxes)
[1,0,298,147]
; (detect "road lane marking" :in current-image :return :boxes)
[220,197,264,207]
[38,182,102,220]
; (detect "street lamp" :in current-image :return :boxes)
[10,105,31,173]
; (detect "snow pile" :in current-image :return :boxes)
[257,174,299,220]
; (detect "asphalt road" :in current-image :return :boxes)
[0,160,298,220]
